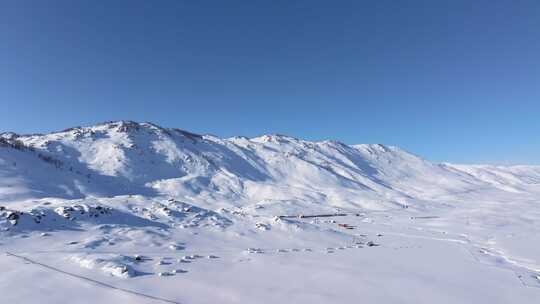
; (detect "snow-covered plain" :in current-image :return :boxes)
[1,121,539,303]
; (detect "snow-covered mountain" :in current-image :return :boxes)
[1,120,539,207]
[2,121,540,304]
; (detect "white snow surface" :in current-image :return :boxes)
[1,121,539,303]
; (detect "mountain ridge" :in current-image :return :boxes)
[1,121,539,210]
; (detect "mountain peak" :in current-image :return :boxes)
[251,134,301,144]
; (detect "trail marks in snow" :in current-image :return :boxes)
[5,252,182,304]
[383,226,540,289]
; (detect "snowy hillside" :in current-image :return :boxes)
[1,121,540,303]
[2,120,539,206]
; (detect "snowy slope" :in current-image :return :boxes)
[2,120,539,207]
[1,121,540,304]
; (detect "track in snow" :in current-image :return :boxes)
[5,252,182,304]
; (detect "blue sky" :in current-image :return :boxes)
[1,1,539,164]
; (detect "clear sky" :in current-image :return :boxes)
[1,1,539,164]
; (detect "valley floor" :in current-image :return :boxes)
[1,193,540,304]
